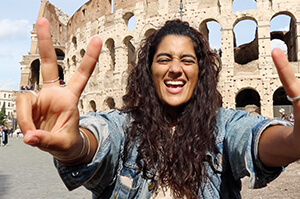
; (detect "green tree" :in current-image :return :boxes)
[0,102,6,125]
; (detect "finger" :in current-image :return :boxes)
[67,37,103,96]
[23,129,81,159]
[272,48,300,100]
[36,17,59,85]
[16,92,38,135]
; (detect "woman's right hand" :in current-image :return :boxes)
[16,17,102,163]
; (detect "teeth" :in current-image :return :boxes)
[165,81,184,86]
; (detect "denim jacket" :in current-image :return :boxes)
[54,108,292,198]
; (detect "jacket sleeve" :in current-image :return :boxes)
[220,108,293,188]
[54,110,127,195]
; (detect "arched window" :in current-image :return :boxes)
[80,49,86,58]
[89,100,97,112]
[123,12,136,31]
[105,39,116,70]
[273,87,293,118]
[123,36,136,67]
[144,29,156,39]
[30,59,41,89]
[270,13,297,61]
[236,88,261,114]
[233,19,258,65]
[58,65,65,85]
[128,16,136,31]
[55,48,65,60]
[199,20,222,57]
[72,36,77,49]
[72,55,77,66]
[104,97,116,109]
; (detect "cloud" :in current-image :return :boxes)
[0,45,25,61]
[0,50,13,57]
[0,19,31,41]
[0,78,20,91]
[271,39,287,51]
[0,60,21,90]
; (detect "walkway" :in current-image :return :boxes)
[0,137,90,199]
[1,137,300,198]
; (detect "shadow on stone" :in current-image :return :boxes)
[0,173,10,195]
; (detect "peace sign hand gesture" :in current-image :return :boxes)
[16,17,102,164]
[259,48,300,167]
[272,48,300,123]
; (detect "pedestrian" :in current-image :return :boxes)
[16,129,20,138]
[2,126,8,147]
[279,108,289,121]
[0,126,2,147]
[17,18,298,198]
[290,112,295,123]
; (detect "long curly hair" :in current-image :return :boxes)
[122,19,222,198]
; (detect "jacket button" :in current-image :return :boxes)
[71,171,79,177]
[148,182,156,190]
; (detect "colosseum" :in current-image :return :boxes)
[19,0,300,118]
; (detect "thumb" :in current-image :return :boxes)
[23,129,80,158]
[23,129,65,151]
[23,130,41,146]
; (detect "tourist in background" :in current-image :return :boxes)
[1,126,8,147]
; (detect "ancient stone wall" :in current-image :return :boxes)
[20,0,300,117]
[20,0,69,91]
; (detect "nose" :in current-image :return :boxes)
[169,58,182,75]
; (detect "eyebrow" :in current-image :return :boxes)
[156,53,196,60]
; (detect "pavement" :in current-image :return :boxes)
[241,160,300,199]
[1,137,300,199]
[0,137,91,199]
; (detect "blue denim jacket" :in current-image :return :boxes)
[54,108,292,198]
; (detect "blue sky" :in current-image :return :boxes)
[0,0,289,91]
[0,0,89,91]
[208,0,289,49]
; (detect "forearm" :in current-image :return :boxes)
[258,125,298,167]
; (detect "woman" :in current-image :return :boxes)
[17,18,299,198]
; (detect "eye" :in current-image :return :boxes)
[157,58,170,64]
[182,59,195,64]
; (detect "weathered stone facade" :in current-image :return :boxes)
[20,0,300,118]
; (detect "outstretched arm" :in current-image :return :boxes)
[16,17,101,165]
[259,48,300,167]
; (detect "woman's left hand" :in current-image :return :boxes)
[259,48,300,167]
[272,48,300,125]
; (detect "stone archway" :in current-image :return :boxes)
[273,87,293,118]
[30,59,40,90]
[89,100,97,112]
[236,88,261,114]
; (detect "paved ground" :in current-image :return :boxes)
[0,137,90,199]
[241,161,300,199]
[1,137,300,199]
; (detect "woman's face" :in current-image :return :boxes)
[151,35,199,108]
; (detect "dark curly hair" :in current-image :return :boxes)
[122,19,222,198]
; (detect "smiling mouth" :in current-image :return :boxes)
[165,80,185,88]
